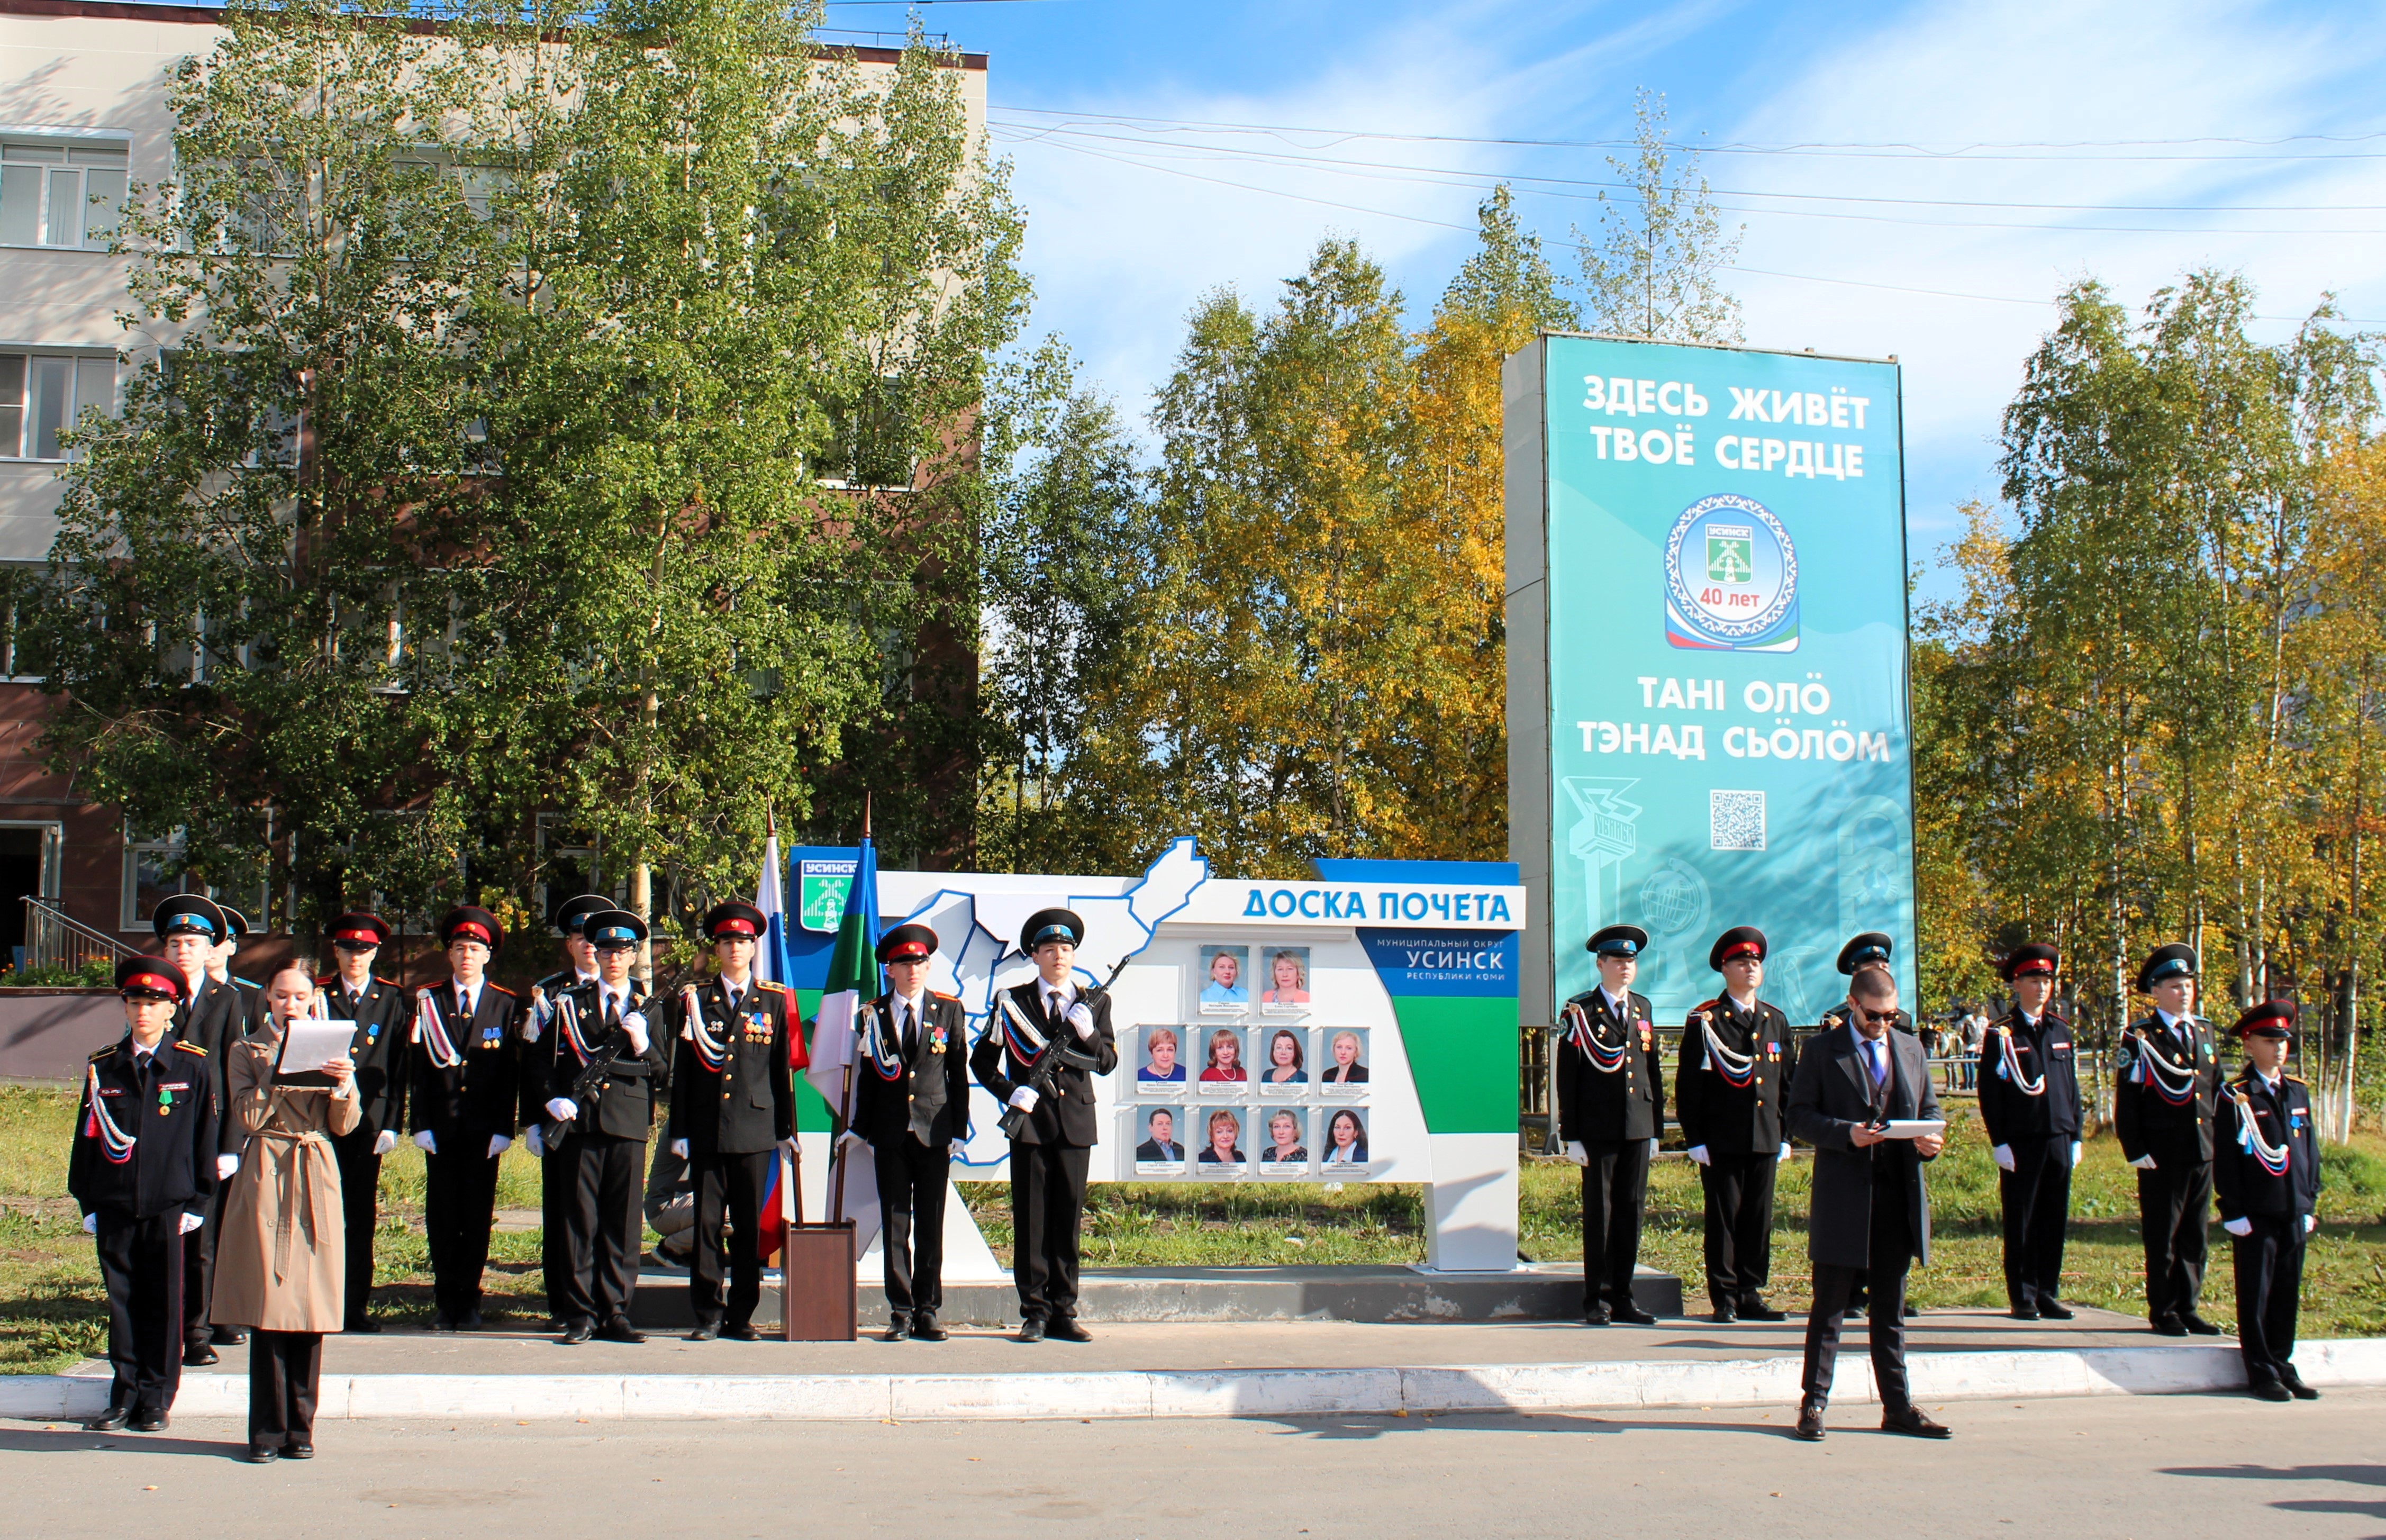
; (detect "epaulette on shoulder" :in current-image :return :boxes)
[930,989,958,1002]
[2283,1073,2307,1086]
[1692,999,1719,1020]
[173,1040,207,1056]
[312,973,337,987]
[485,983,516,998]
[376,975,400,987]
[88,1044,114,1062]
[756,980,788,993]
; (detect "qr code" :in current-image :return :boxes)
[1710,790,1766,851]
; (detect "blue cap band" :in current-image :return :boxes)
[2149,958,2191,982]
[594,926,636,945]
[1031,925,1073,945]
[1595,940,1638,956]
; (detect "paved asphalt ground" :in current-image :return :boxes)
[4,1387,2379,1539]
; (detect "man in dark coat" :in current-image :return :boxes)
[524,892,610,1326]
[315,910,408,1331]
[664,901,796,1342]
[2215,1001,2324,1401]
[2115,943,2223,1335]
[1786,964,1950,1442]
[970,907,1118,1342]
[1556,923,1664,1325]
[848,922,972,1342]
[154,894,243,1363]
[1977,942,2083,1320]
[1675,925,1794,1322]
[408,905,521,1331]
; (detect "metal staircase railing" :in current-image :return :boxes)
[21,895,137,974]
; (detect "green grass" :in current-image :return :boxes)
[7,1086,2383,1373]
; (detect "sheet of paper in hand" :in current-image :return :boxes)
[274,1019,359,1088]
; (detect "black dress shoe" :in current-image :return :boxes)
[183,1343,220,1367]
[1738,1301,1786,1322]
[128,1409,168,1433]
[559,1319,594,1345]
[723,1323,763,1343]
[2182,1313,2222,1336]
[428,1314,457,1334]
[1902,1302,1920,1319]
[83,1406,131,1433]
[1712,1306,1738,1325]
[1882,1406,1952,1438]
[2010,1306,2042,1321]
[2249,1378,2293,1402]
[1047,1317,1093,1343]
[2280,1367,2320,1401]
[882,1316,911,1343]
[596,1317,647,1345]
[345,1317,382,1335]
[1017,1317,1046,1343]
[1582,1304,1612,1326]
[910,1315,949,1342]
[1612,1302,1658,1326]
[2150,1315,2188,1337]
[284,1441,315,1460]
[2038,1300,2075,1321]
[212,1325,247,1346]
[460,1310,485,1330]
[244,1444,279,1464]
[688,1322,719,1342]
[1794,1401,1826,1441]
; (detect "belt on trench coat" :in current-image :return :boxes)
[250,1126,332,1286]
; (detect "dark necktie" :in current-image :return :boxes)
[606,994,622,1030]
[458,988,473,1019]
[903,1002,918,1057]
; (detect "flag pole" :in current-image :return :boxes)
[830,794,872,1226]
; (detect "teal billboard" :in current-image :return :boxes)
[1504,335,1915,1027]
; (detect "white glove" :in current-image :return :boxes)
[670,1138,689,1159]
[2071,1141,2083,1168]
[215,1153,239,1181]
[777,1136,801,1158]
[1007,1086,1040,1112]
[622,1011,649,1055]
[1562,1140,1589,1166]
[1687,1144,1710,1166]
[486,1134,511,1159]
[1065,1002,1095,1041]
[836,1129,867,1152]
[1992,1144,2015,1172]
[948,1139,965,1158]
[2224,1217,2253,1238]
[524,1126,545,1157]
[1777,1142,1793,1162]
[521,1018,542,1044]
[178,1211,203,1234]
[82,1213,97,1235]
[2131,1154,2157,1170]
[413,1129,437,1153]
[546,1098,578,1122]
[372,1129,398,1156]
[2303,1213,2317,1234]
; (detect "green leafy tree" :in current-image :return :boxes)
[1575,88,1743,344]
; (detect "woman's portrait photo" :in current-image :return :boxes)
[1260,1028,1307,1085]
[1259,947,1311,1008]
[1319,1029,1369,1086]
[1260,1109,1308,1164]
[1199,1027,1248,1083]
[1196,1107,1246,1167]
[1323,1108,1368,1165]
[1138,1025,1186,1084]
[1198,945,1249,1009]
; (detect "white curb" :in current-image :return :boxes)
[6,1339,2381,1423]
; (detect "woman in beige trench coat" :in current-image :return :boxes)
[213,962,358,1463]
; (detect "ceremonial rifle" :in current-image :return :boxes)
[996,954,1129,1140]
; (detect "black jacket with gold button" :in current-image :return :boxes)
[534,981,670,1140]
[2213,1069,2321,1220]
[1675,995,1792,1153]
[2114,1011,2220,1165]
[665,975,794,1156]
[68,1031,220,1222]
[1556,988,1664,1143]
[851,990,972,1151]
[408,981,522,1142]
[314,972,411,1140]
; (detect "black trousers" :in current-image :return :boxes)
[95,1211,185,1415]
[2232,1213,2307,1383]
[689,1148,771,1328]
[1801,1172,1915,1411]
[874,1136,951,1318]
[1579,1138,1652,1311]
[248,1329,321,1449]
[1699,1151,1778,1308]
[2137,1158,2213,1321]
[180,1184,223,1347]
[539,1132,568,1322]
[330,1127,383,1325]
[1009,1141,1091,1321]
[1999,1134,2073,1308]
[555,1130,645,1326]
[423,1140,502,1319]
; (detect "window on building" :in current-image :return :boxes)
[121,827,271,932]
[0,135,130,250]
[0,352,116,460]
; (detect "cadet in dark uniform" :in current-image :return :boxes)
[211,903,267,1036]
[155,894,243,1362]
[665,901,795,1342]
[2215,1001,2323,1402]
[2115,943,2222,1335]
[1556,923,1663,1326]
[407,905,520,1330]
[849,922,971,1342]
[971,907,1118,1342]
[1676,925,1793,1322]
[70,957,219,1433]
[1977,943,2083,1320]
[538,907,670,1344]
[316,910,407,1332]
[524,892,610,1326]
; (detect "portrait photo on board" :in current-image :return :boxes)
[1256,1025,1309,1093]
[1256,1107,1311,1176]
[1321,1106,1370,1168]
[1137,1023,1188,1091]
[1195,1106,1249,1174]
[1133,1104,1189,1173]
[1198,944,1250,1012]
[1258,946,1312,1010]
[1317,1028,1370,1091]
[1197,1023,1249,1090]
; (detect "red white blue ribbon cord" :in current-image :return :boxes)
[415,989,461,1070]
[1995,1027,2046,1097]
[557,993,594,1068]
[1698,1011,1757,1088]
[999,993,1047,1063]
[83,1064,135,1164]
[861,1001,905,1082]
[1564,1002,1630,1073]
[682,986,728,1074]
[2236,1090,2291,1175]
[2130,1029,2198,1107]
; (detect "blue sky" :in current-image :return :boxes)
[836,0,2386,601]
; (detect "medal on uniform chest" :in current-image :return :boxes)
[929,1023,947,1055]
[158,1085,173,1116]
